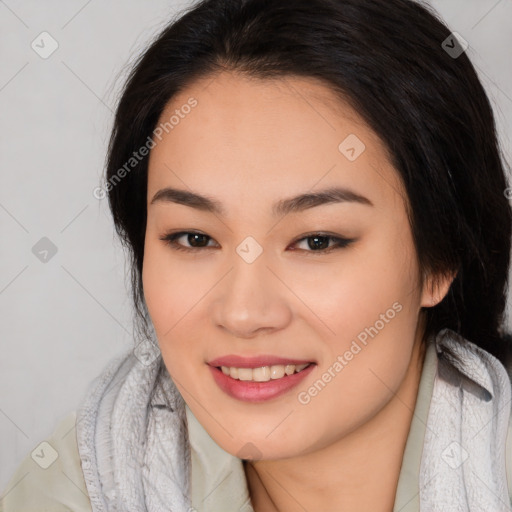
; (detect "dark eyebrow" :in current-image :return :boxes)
[150,186,373,216]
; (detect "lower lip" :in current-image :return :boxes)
[208,364,316,402]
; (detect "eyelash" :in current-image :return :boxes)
[159,231,355,255]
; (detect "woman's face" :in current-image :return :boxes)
[142,71,448,460]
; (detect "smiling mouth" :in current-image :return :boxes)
[216,362,314,382]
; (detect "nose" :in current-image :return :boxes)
[211,256,292,339]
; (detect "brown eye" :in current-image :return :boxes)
[290,233,355,253]
[159,231,217,252]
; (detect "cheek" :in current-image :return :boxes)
[142,241,179,339]
[296,228,422,414]
[285,228,421,346]
[142,237,204,326]
[141,238,214,377]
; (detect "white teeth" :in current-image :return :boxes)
[219,363,310,382]
[270,365,285,379]
[237,368,253,381]
[284,364,295,376]
[252,366,271,382]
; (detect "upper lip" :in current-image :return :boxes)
[207,355,316,368]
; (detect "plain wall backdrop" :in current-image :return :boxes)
[1,0,511,493]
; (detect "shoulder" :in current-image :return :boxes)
[0,410,93,512]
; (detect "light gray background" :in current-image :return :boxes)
[1,0,511,492]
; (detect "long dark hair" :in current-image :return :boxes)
[104,0,512,366]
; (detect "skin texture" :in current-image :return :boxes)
[142,71,454,512]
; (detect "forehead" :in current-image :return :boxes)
[147,72,406,212]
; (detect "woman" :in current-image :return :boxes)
[2,0,512,510]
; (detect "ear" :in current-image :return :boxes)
[420,268,457,308]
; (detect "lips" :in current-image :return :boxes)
[208,363,316,402]
[208,354,315,368]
